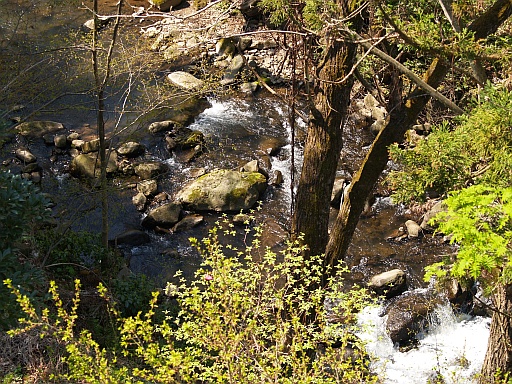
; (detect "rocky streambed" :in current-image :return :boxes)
[0,0,492,380]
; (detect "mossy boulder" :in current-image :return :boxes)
[176,169,267,212]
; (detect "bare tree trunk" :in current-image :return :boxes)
[92,0,123,257]
[291,3,363,259]
[480,283,512,383]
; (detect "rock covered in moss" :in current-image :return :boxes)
[175,169,267,211]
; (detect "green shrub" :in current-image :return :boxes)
[6,222,376,383]
[388,86,512,203]
[0,171,50,330]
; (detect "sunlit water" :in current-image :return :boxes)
[358,301,491,383]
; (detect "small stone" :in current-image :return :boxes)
[137,179,158,196]
[132,192,147,211]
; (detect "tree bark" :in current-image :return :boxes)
[291,4,363,258]
[480,283,512,383]
[323,0,512,282]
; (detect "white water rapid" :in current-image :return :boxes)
[357,303,491,383]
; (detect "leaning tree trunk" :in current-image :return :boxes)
[322,0,512,283]
[291,4,363,259]
[480,283,512,383]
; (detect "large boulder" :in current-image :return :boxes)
[70,152,118,179]
[176,169,267,212]
[15,121,64,138]
[141,202,182,229]
[384,291,442,346]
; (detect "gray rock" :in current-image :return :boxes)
[368,269,407,299]
[54,134,68,149]
[134,162,167,180]
[15,121,64,138]
[70,152,118,179]
[137,179,158,196]
[176,169,267,212]
[221,54,245,85]
[15,148,36,163]
[405,220,422,238]
[117,141,145,158]
[148,120,177,134]
[167,71,205,91]
[82,139,101,154]
[240,159,260,173]
[142,202,182,229]
[172,214,204,232]
[132,192,147,211]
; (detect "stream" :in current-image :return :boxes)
[0,1,492,382]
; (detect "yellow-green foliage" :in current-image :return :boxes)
[5,222,376,383]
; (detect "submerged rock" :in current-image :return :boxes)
[176,169,267,211]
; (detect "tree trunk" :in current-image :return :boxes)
[322,0,512,282]
[480,283,512,383]
[291,4,363,259]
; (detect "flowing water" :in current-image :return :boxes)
[0,1,493,382]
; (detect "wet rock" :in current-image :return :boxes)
[82,17,110,31]
[22,163,41,173]
[54,134,68,149]
[189,168,206,179]
[331,178,349,208]
[167,71,205,91]
[67,132,80,142]
[142,201,182,229]
[132,192,147,211]
[137,179,158,196]
[15,121,64,138]
[134,161,167,180]
[176,169,267,212]
[166,127,205,150]
[258,137,286,156]
[384,291,442,345]
[240,159,260,173]
[259,218,288,254]
[82,139,101,154]
[117,141,145,158]
[441,277,476,314]
[148,120,177,134]
[405,220,422,238]
[368,269,407,299]
[172,214,204,232]
[269,170,284,186]
[70,152,118,179]
[71,139,85,150]
[15,148,36,163]
[154,192,169,203]
[114,229,151,246]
